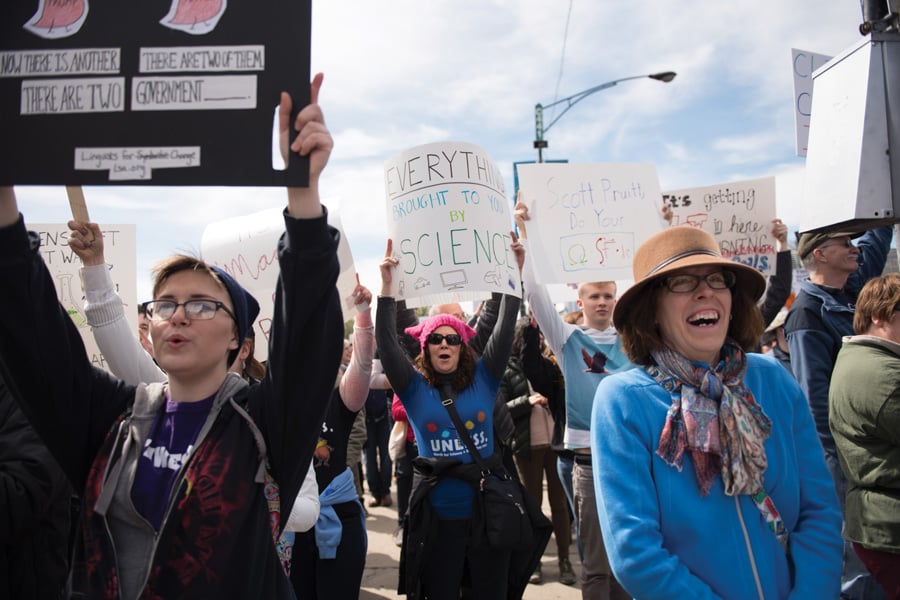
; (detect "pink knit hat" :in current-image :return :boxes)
[404,314,477,350]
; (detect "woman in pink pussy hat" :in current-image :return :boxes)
[375,237,548,600]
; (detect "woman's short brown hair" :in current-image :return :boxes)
[853,273,900,335]
[617,271,765,366]
[151,254,221,299]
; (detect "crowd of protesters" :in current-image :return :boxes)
[1,68,899,600]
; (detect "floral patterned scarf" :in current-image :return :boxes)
[646,340,772,496]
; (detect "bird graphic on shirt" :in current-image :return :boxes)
[581,348,609,374]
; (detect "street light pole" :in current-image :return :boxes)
[533,70,676,162]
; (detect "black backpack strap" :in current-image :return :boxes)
[438,383,507,480]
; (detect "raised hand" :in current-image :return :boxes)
[68,221,105,266]
[350,274,373,312]
[510,229,525,272]
[770,218,788,252]
[513,194,530,239]
[282,73,332,218]
[379,239,400,297]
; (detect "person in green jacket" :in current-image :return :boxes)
[830,272,900,599]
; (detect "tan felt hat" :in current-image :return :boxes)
[614,226,766,326]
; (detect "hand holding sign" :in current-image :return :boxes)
[510,230,525,273]
[350,274,373,314]
[513,196,530,239]
[67,220,105,267]
[66,186,96,244]
[284,73,331,218]
[771,219,788,251]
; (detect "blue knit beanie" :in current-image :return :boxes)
[210,266,260,362]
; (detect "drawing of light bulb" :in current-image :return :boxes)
[58,273,87,328]
[24,0,89,40]
[160,0,227,35]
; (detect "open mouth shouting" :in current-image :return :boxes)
[687,310,720,327]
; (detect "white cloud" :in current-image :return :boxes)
[13,0,885,300]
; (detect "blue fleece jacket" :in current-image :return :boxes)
[591,353,842,599]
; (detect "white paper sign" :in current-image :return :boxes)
[516,162,666,282]
[200,205,358,361]
[663,176,777,274]
[30,223,137,373]
[791,48,832,157]
[383,141,521,307]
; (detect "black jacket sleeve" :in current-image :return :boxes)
[481,294,522,381]
[469,292,502,356]
[376,296,417,396]
[248,209,342,520]
[395,299,422,361]
[758,250,792,327]
[0,216,133,492]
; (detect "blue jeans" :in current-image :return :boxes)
[825,451,886,600]
[364,414,393,498]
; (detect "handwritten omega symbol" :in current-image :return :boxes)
[567,244,588,267]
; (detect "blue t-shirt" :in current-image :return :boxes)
[132,394,215,530]
[401,362,498,519]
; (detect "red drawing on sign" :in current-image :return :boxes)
[24,0,88,40]
[160,0,227,35]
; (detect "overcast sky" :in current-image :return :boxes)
[14,1,872,300]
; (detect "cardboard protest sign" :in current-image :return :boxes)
[30,221,137,373]
[516,162,666,282]
[384,141,521,307]
[663,176,777,275]
[200,204,358,361]
[791,48,832,157]
[0,1,311,186]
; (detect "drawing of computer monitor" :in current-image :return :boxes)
[440,269,468,291]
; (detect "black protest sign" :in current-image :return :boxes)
[0,1,311,187]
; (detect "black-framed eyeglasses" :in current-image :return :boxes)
[426,333,462,346]
[142,299,236,322]
[660,271,736,294]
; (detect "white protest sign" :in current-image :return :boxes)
[791,48,832,157]
[30,222,137,373]
[663,176,777,274]
[516,162,666,282]
[384,141,521,307]
[200,204,358,361]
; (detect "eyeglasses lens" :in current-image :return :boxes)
[664,271,735,293]
[427,333,462,345]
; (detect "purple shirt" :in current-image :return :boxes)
[132,394,214,529]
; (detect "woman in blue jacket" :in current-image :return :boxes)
[592,226,842,599]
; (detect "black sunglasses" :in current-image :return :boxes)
[426,333,462,346]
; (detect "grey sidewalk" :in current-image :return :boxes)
[360,489,582,600]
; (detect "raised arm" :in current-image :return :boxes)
[468,293,501,356]
[69,220,165,384]
[848,226,893,294]
[0,186,133,490]
[375,239,416,396]
[283,73,331,219]
[513,200,575,358]
[339,282,375,412]
[479,232,523,379]
[758,219,792,327]
[250,74,343,520]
